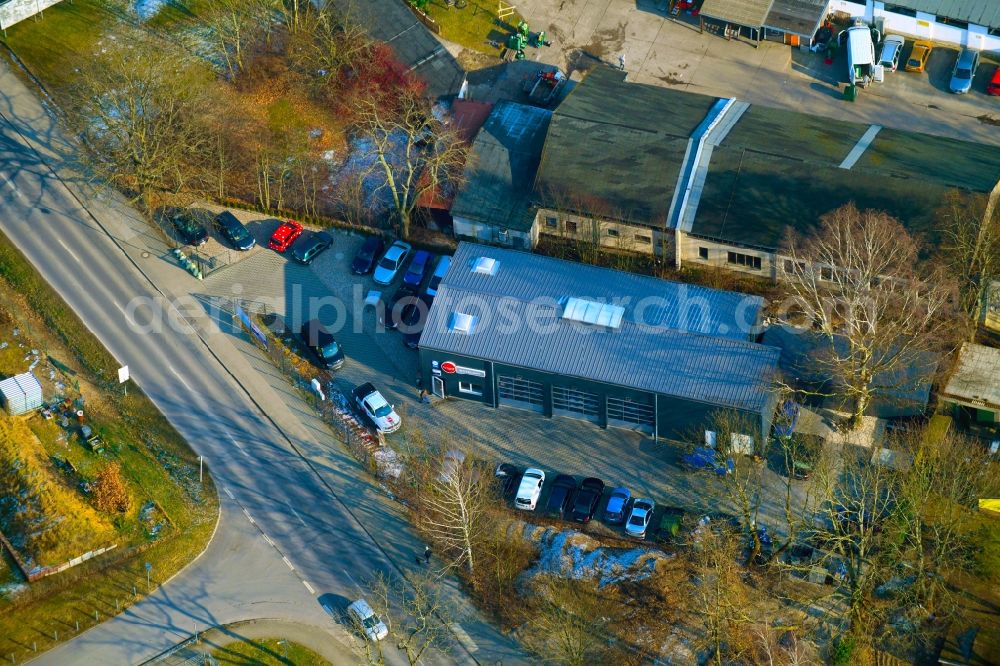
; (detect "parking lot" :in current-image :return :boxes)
[496,0,1000,147]
[197,226,808,539]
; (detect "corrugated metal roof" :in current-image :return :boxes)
[943,343,1000,408]
[450,102,552,232]
[700,0,775,27]
[765,0,827,37]
[886,0,1000,29]
[420,243,780,412]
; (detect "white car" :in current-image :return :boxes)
[347,598,389,641]
[372,241,412,285]
[515,468,545,510]
[625,498,655,539]
[877,34,904,72]
[353,382,401,434]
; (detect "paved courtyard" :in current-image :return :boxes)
[198,228,809,537]
[459,0,1000,147]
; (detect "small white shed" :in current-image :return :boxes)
[0,372,43,416]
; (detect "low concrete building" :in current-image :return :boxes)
[699,0,830,45]
[940,343,1000,429]
[418,242,781,442]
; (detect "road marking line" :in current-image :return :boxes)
[289,506,307,527]
[56,238,81,263]
[303,580,315,595]
[223,486,235,500]
[242,508,255,524]
[282,556,295,570]
[0,172,20,197]
[342,568,361,592]
[451,623,479,653]
[169,366,193,391]
[226,431,250,457]
[839,124,882,169]
[262,534,274,547]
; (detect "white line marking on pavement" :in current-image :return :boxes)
[223,486,235,500]
[450,623,479,653]
[0,172,20,197]
[839,124,882,169]
[242,508,255,524]
[169,366,193,391]
[303,580,315,595]
[262,534,274,547]
[289,506,307,527]
[282,556,295,571]
[341,568,361,592]
[56,238,81,263]
[226,431,250,457]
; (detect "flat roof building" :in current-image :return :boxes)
[941,343,1000,431]
[418,243,781,442]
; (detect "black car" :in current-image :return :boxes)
[385,284,418,330]
[494,463,522,497]
[214,211,256,250]
[171,212,208,247]
[290,231,333,265]
[351,236,386,275]
[570,477,605,523]
[400,294,433,349]
[299,319,344,370]
[544,474,577,519]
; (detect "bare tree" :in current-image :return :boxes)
[782,205,955,428]
[362,571,456,666]
[68,33,214,209]
[939,190,1000,333]
[412,450,494,574]
[201,0,272,78]
[286,5,373,96]
[357,94,469,239]
[522,577,623,666]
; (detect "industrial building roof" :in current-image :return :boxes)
[328,0,466,99]
[942,343,1000,409]
[700,0,774,28]
[533,67,718,228]
[419,243,780,412]
[765,0,828,37]
[450,102,552,232]
[885,0,1000,29]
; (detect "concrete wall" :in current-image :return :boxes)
[452,215,534,249]
[678,232,780,280]
[535,208,671,257]
[0,0,65,30]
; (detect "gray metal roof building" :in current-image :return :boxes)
[418,243,781,439]
[887,0,1000,29]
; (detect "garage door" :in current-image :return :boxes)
[552,385,600,423]
[497,375,544,413]
[607,396,655,432]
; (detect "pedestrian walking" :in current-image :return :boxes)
[420,389,431,404]
[424,546,432,565]
[618,54,626,71]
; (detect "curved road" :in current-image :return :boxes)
[0,60,523,665]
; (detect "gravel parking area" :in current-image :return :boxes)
[199,229,803,537]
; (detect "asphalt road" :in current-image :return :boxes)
[0,62,520,665]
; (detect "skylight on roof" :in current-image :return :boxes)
[561,297,624,329]
[470,257,499,276]
[448,312,478,334]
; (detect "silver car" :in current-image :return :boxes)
[949,48,979,94]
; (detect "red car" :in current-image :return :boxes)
[988,67,1000,96]
[268,219,303,252]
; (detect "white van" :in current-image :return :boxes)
[424,254,452,297]
[842,19,880,87]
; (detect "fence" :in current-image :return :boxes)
[0,526,117,583]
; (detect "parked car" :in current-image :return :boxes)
[625,498,655,539]
[424,255,452,297]
[657,506,685,540]
[544,474,577,518]
[171,212,208,247]
[905,40,932,72]
[214,211,256,251]
[299,319,344,371]
[268,219,303,253]
[988,67,1000,95]
[401,294,433,349]
[515,468,545,511]
[290,231,333,265]
[403,250,434,287]
[385,284,418,330]
[603,486,631,524]
[347,598,388,642]
[570,477,605,523]
[682,447,734,475]
[353,382,401,434]
[949,48,980,93]
[877,34,904,72]
[494,463,522,497]
[373,241,412,285]
[351,236,386,275]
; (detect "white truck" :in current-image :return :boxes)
[842,18,880,88]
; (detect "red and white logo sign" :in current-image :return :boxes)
[440,361,457,374]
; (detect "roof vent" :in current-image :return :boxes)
[470,256,499,276]
[448,312,479,334]
[561,297,625,329]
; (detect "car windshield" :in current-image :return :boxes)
[956,68,971,79]
[524,472,541,480]
[176,218,199,233]
[378,256,396,270]
[907,57,920,66]
[374,404,393,418]
[629,515,644,526]
[320,342,339,358]
[362,615,382,630]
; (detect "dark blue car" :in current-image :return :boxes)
[403,250,433,287]
[603,486,631,524]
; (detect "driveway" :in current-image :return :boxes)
[483,0,1000,146]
